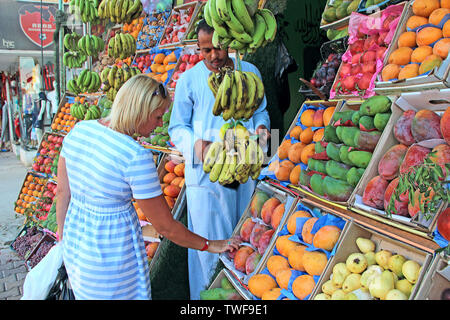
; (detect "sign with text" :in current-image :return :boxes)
[18,3,57,48]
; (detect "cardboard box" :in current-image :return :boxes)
[375,1,450,94]
[415,252,450,300]
[319,0,364,31]
[245,199,350,300]
[207,268,252,300]
[219,180,299,285]
[310,220,433,300]
[349,91,449,234]
[25,232,57,271]
[15,172,49,217]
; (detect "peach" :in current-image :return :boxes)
[164,160,176,173]
[163,185,180,198]
[240,217,256,242]
[261,197,282,225]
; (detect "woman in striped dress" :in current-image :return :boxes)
[56,75,241,300]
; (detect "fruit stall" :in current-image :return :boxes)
[9,0,450,301]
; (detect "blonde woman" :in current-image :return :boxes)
[56,75,240,300]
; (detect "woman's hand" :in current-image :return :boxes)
[207,236,242,254]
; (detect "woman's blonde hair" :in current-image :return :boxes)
[107,74,168,136]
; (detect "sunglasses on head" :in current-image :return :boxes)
[152,83,167,99]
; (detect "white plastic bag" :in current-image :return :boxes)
[21,242,63,300]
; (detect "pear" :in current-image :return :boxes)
[364,251,377,266]
[385,289,408,300]
[331,289,346,300]
[322,279,340,295]
[332,263,351,288]
[388,254,406,278]
[369,270,395,300]
[345,288,373,300]
[360,265,383,288]
[402,260,421,284]
[342,273,362,293]
[314,293,331,300]
[395,279,413,298]
[346,253,368,274]
[356,237,376,253]
[375,249,392,269]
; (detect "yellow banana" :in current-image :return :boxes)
[210,149,226,182]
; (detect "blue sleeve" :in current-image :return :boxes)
[168,72,199,165]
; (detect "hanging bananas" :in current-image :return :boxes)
[97,0,143,24]
[64,32,82,51]
[70,102,102,120]
[69,0,102,25]
[204,0,277,54]
[107,32,136,59]
[67,70,102,94]
[204,123,264,184]
[100,64,141,101]
[78,34,105,57]
[209,68,264,121]
[63,51,87,68]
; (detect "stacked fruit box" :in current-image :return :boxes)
[14,173,48,217]
[25,232,57,271]
[219,180,298,285]
[166,46,204,90]
[320,0,363,30]
[136,10,171,50]
[200,268,250,300]
[31,132,64,179]
[157,154,186,216]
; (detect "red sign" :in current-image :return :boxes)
[18,4,57,48]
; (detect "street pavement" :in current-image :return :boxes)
[0,151,30,300]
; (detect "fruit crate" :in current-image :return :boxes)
[182,1,206,45]
[219,180,299,285]
[25,231,57,271]
[33,180,57,223]
[349,91,449,235]
[374,1,450,95]
[320,0,364,31]
[15,172,49,217]
[31,132,64,179]
[166,45,203,90]
[310,219,433,300]
[50,93,80,135]
[415,252,450,300]
[357,0,405,14]
[202,268,251,300]
[245,200,350,300]
[136,10,171,51]
[157,1,202,48]
[10,224,45,261]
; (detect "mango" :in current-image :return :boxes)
[363,175,390,210]
[308,158,327,174]
[310,173,325,196]
[441,107,450,145]
[359,116,376,131]
[326,160,351,181]
[200,288,224,300]
[360,96,392,116]
[347,0,360,14]
[315,141,327,154]
[348,150,373,168]
[220,288,243,300]
[378,144,408,180]
[341,127,360,147]
[394,110,416,145]
[339,145,354,166]
[326,142,342,162]
[336,2,350,19]
[323,7,337,23]
[354,130,382,152]
[352,111,361,126]
[333,110,356,125]
[299,169,312,187]
[384,177,409,216]
[324,125,341,143]
[323,176,354,202]
[411,109,443,142]
[399,145,430,175]
[347,167,365,187]
[250,191,270,219]
[336,126,344,142]
[374,112,391,131]
[419,54,443,75]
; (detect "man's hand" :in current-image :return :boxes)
[194,139,212,163]
[255,125,270,147]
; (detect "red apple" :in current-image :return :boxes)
[32,163,40,171]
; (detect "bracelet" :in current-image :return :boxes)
[200,240,209,251]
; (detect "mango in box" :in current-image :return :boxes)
[322,176,354,202]
[326,160,351,182]
[374,113,391,131]
[339,145,353,166]
[326,142,342,162]
[340,127,360,147]
[310,173,325,196]
[324,125,340,144]
[346,167,365,187]
[353,130,381,152]
[348,150,373,169]
[359,96,391,116]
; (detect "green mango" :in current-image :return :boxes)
[336,2,350,19]
[315,141,327,154]
[374,112,391,131]
[359,116,375,131]
[365,0,375,8]
[351,111,361,126]
[330,0,343,7]
[353,130,381,152]
[359,95,392,116]
[200,288,224,300]
[310,174,325,196]
[299,169,312,187]
[308,158,327,174]
[324,125,341,144]
[333,110,355,124]
[347,167,365,187]
[340,127,360,147]
[347,0,360,14]
[326,142,342,162]
[327,29,338,40]
[322,7,337,22]
[339,145,354,166]
[348,150,373,168]
[323,176,354,202]
[336,126,344,142]
[326,160,351,181]
[221,277,233,290]
[151,134,163,145]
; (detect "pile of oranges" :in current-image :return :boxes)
[51,97,84,134]
[15,174,47,216]
[123,17,145,40]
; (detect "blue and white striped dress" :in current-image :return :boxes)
[60,120,162,300]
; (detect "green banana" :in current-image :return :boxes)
[229,39,245,50]
[231,0,254,35]
[210,149,226,182]
[224,0,245,33]
[207,72,219,96]
[216,0,230,22]
[259,8,277,42]
[126,0,140,18]
[246,71,264,109]
[228,28,252,44]
[222,79,237,121]
[115,0,124,20]
[212,82,225,116]
[108,65,118,86]
[220,71,233,110]
[218,153,232,185]
[234,71,247,111]
[203,0,213,27]
[77,70,88,88]
[209,0,224,25]
[211,17,229,38]
[242,72,255,110]
[121,0,129,21]
[82,70,92,89]
[249,13,267,49]
[98,0,106,18]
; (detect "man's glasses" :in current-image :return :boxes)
[152,83,167,99]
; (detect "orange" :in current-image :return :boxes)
[412,0,440,17]
[411,46,434,62]
[322,107,335,126]
[428,8,450,25]
[300,143,316,165]
[26,175,33,182]
[313,128,324,142]
[416,27,443,46]
[406,15,429,29]
[397,31,417,48]
[299,127,314,144]
[292,275,315,300]
[442,0,450,8]
[300,109,315,127]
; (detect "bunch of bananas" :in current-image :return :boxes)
[67,70,102,94]
[208,68,264,121]
[107,33,136,59]
[98,0,143,24]
[100,64,141,100]
[78,35,105,57]
[64,32,82,51]
[70,102,102,120]
[63,51,87,68]
[203,124,264,185]
[69,0,102,25]
[203,0,277,54]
